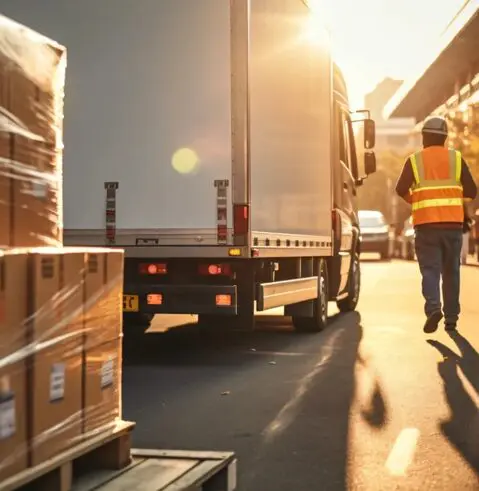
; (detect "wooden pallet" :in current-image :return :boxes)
[0,420,135,491]
[72,449,237,491]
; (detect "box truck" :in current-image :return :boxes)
[3,0,376,337]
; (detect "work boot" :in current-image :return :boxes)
[423,310,443,334]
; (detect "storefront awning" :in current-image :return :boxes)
[384,1,479,122]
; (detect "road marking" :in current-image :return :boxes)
[458,368,479,408]
[245,350,307,357]
[385,428,420,476]
[262,329,343,442]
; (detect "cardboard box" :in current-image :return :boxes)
[0,14,65,249]
[0,247,124,472]
[1,14,66,145]
[28,249,85,466]
[0,250,28,481]
[11,136,61,248]
[84,249,124,349]
[0,133,11,248]
[83,337,122,436]
[0,365,28,482]
[0,135,61,249]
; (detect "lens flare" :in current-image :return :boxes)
[171,147,199,174]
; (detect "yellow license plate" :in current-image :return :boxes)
[123,295,139,312]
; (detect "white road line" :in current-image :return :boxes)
[458,368,479,408]
[262,329,344,442]
[245,350,307,357]
[385,428,420,477]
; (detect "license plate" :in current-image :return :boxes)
[123,295,139,312]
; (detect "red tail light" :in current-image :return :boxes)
[216,294,232,306]
[147,293,163,305]
[198,263,232,276]
[139,263,167,275]
[233,204,249,236]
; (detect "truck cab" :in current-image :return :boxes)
[328,65,376,312]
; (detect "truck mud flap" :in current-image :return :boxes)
[256,276,319,311]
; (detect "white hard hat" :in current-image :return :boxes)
[422,116,448,136]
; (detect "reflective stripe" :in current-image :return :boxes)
[411,185,462,193]
[411,198,463,211]
[419,178,463,186]
[455,150,462,182]
[410,153,420,185]
[410,149,461,188]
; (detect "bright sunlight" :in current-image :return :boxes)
[306,0,466,108]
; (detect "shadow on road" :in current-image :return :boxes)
[124,313,344,368]
[427,333,479,475]
[241,312,376,491]
[122,311,384,490]
[357,354,389,430]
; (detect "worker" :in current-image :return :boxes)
[395,116,477,334]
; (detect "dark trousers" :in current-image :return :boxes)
[414,227,463,324]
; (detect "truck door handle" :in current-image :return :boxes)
[343,182,348,190]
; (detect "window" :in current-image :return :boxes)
[359,214,386,228]
[342,113,353,171]
[338,108,358,175]
[338,109,348,167]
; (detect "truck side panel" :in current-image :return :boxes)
[1,0,233,232]
[249,0,333,241]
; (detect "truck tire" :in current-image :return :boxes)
[292,259,328,333]
[337,252,360,313]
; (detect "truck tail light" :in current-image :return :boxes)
[216,294,231,306]
[233,204,249,236]
[139,263,167,275]
[198,263,232,276]
[147,294,163,305]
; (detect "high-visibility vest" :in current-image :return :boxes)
[409,147,464,226]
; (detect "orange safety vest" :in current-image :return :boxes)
[409,147,464,226]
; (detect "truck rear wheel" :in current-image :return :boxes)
[292,259,328,333]
[337,252,360,313]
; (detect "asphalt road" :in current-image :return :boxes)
[122,257,479,490]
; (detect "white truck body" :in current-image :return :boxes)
[2,0,333,257]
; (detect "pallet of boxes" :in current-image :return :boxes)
[0,14,135,491]
[0,13,238,491]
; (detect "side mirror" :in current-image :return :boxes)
[364,151,376,175]
[364,119,375,150]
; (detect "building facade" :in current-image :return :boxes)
[365,78,420,153]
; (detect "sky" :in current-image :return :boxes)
[310,0,468,109]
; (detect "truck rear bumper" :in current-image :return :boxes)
[124,284,238,315]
